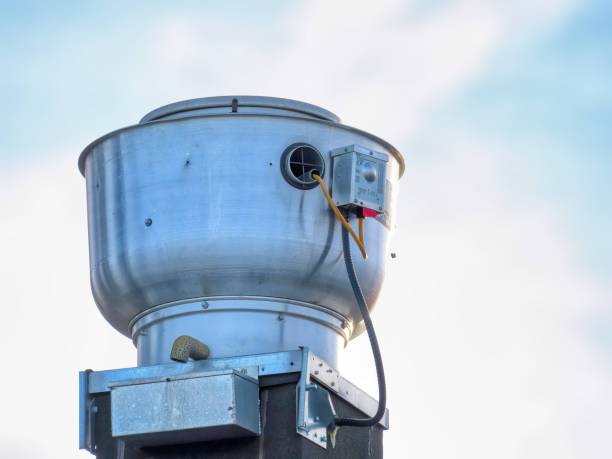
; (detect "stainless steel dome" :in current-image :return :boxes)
[79,96,403,366]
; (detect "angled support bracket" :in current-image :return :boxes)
[296,347,389,449]
[296,348,337,449]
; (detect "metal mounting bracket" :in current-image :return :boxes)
[295,347,389,449]
[296,347,338,449]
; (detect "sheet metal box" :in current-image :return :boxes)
[331,145,388,212]
[110,368,260,446]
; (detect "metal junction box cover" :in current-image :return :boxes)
[331,145,389,212]
[110,369,260,447]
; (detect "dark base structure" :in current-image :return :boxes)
[80,349,387,459]
[91,383,383,459]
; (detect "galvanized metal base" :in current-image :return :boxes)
[80,349,388,458]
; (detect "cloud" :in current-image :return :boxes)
[0,156,136,458]
[134,0,578,145]
[3,1,579,160]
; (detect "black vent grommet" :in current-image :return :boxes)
[280,143,325,190]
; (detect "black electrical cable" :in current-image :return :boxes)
[333,224,387,427]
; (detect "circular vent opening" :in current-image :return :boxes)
[281,143,325,189]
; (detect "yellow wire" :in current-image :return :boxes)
[312,174,367,259]
[359,217,364,245]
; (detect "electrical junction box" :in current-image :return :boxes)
[330,145,388,213]
[109,367,260,447]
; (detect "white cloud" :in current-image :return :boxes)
[155,16,202,66]
[0,156,136,457]
[135,0,577,144]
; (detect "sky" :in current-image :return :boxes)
[0,1,611,458]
